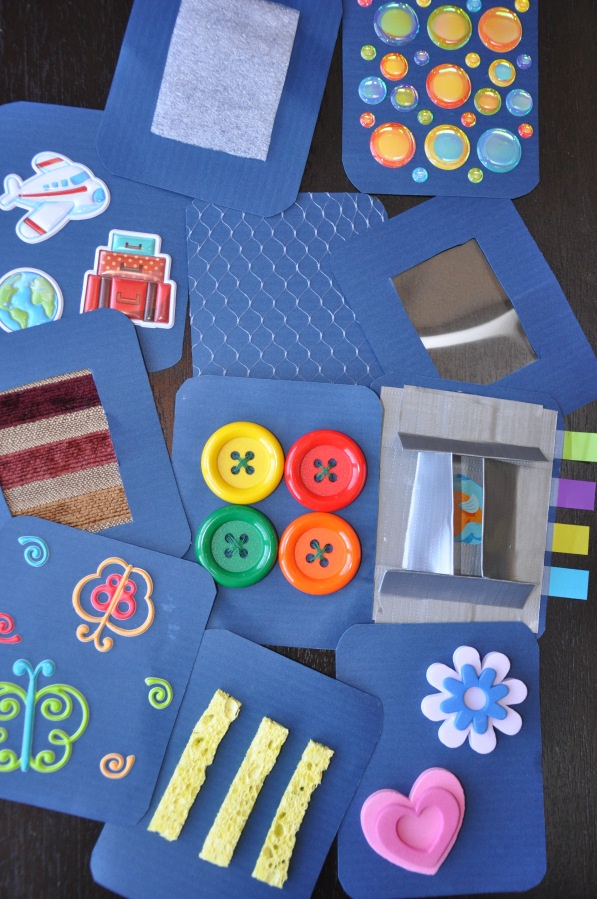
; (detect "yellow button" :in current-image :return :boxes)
[201,422,284,504]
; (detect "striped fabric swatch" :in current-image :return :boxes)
[0,370,132,532]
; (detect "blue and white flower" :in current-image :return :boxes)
[421,645,527,754]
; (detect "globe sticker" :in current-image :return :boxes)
[0,268,64,332]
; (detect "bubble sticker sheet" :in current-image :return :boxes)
[0,517,215,824]
[342,1,538,197]
[188,193,387,384]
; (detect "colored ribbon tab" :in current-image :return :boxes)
[551,523,590,556]
[548,567,589,600]
[563,431,597,463]
[557,478,596,511]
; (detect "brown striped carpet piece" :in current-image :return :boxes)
[0,370,132,532]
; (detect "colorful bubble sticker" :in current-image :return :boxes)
[359,75,387,104]
[425,124,470,170]
[391,84,419,111]
[0,270,63,333]
[374,3,420,46]
[345,0,537,195]
[370,122,416,167]
[412,167,428,182]
[427,64,471,108]
[380,52,408,79]
[427,6,472,50]
[489,58,516,87]
[478,7,522,53]
[474,87,502,115]
[506,88,533,116]
[0,152,110,244]
[477,128,522,172]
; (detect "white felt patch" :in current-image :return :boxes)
[151,0,299,161]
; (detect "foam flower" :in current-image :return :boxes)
[421,645,527,754]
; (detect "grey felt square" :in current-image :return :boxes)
[151,0,299,161]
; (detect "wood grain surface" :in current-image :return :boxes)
[1,2,596,897]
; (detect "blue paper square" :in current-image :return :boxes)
[171,376,381,648]
[336,622,546,897]
[342,0,538,197]
[188,192,387,384]
[331,197,597,415]
[0,102,189,371]
[91,628,383,898]
[97,0,342,216]
[0,517,215,823]
[0,311,190,556]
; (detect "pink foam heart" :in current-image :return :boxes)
[360,768,465,875]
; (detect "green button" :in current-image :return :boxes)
[194,505,278,588]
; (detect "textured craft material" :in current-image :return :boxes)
[188,192,386,384]
[336,623,546,898]
[152,0,299,161]
[0,370,131,531]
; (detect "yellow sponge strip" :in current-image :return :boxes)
[148,689,241,841]
[199,716,288,868]
[252,740,334,888]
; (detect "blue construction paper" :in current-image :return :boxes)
[342,0,538,198]
[0,517,215,823]
[188,192,387,384]
[548,566,589,601]
[91,628,383,898]
[336,622,545,898]
[0,312,190,556]
[171,376,381,648]
[0,102,189,371]
[331,197,597,415]
[97,0,342,216]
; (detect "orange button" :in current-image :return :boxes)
[278,513,361,595]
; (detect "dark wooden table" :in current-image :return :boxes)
[1,2,596,896]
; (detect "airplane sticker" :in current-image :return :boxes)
[0,152,110,244]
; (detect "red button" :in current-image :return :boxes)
[284,429,367,512]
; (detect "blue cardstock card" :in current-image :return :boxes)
[91,628,383,898]
[336,622,545,898]
[0,102,189,371]
[0,312,190,556]
[0,517,215,824]
[188,192,387,385]
[171,376,381,648]
[96,0,342,217]
[342,0,538,198]
[331,197,597,415]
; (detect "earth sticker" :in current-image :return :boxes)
[0,268,63,332]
